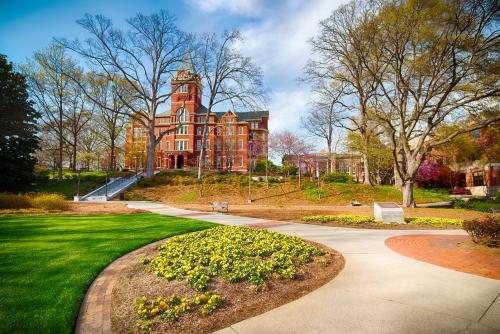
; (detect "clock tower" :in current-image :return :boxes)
[171,49,202,117]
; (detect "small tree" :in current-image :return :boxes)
[269,130,313,187]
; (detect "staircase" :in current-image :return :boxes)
[76,173,143,202]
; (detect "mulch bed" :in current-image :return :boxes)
[385,235,500,279]
[111,240,344,334]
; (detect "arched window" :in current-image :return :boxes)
[176,108,188,123]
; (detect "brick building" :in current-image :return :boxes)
[283,152,365,182]
[124,52,269,173]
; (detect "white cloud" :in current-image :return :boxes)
[185,0,264,16]
[267,90,308,132]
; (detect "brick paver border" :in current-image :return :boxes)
[385,234,500,280]
[74,238,168,334]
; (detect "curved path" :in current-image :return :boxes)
[81,202,500,334]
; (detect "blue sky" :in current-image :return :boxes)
[0,0,347,145]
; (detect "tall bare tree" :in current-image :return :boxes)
[60,11,188,177]
[306,0,382,185]
[194,30,266,179]
[24,43,78,181]
[368,0,499,207]
[86,75,130,170]
[300,80,344,172]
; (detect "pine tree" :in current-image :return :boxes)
[0,54,40,189]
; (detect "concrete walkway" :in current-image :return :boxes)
[126,202,500,334]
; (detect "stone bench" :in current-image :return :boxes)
[374,202,404,224]
[211,201,229,212]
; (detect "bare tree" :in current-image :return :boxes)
[306,0,382,185]
[24,43,79,180]
[368,0,499,207]
[59,11,188,177]
[194,30,267,179]
[86,75,130,170]
[300,80,344,172]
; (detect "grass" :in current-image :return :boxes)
[0,213,216,334]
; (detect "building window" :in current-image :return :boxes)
[197,116,206,123]
[176,125,188,134]
[239,156,244,166]
[175,140,188,151]
[133,127,145,137]
[158,141,162,151]
[196,140,201,150]
[252,133,257,141]
[238,139,243,150]
[178,84,188,93]
[250,122,259,129]
[226,127,233,136]
[471,129,481,140]
[157,118,170,125]
[197,127,202,135]
[176,108,188,123]
[216,127,222,136]
[216,156,222,168]
[239,127,244,135]
[156,157,162,168]
[166,141,170,151]
[473,172,484,186]
[216,141,222,151]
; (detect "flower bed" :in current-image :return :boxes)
[302,214,463,227]
[112,226,343,333]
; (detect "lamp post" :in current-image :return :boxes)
[248,140,253,204]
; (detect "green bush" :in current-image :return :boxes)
[302,183,329,200]
[463,216,499,247]
[321,172,355,184]
[452,196,500,213]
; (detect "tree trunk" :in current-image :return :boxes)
[72,142,77,172]
[110,142,116,171]
[402,181,416,208]
[146,124,155,178]
[362,153,372,186]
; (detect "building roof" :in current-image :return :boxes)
[178,48,196,73]
[156,110,171,117]
[159,105,268,121]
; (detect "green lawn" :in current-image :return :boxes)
[0,213,217,334]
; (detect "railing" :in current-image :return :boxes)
[77,173,143,201]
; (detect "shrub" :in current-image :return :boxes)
[321,172,355,184]
[30,193,68,211]
[0,193,31,209]
[302,215,463,226]
[452,196,500,213]
[404,217,463,226]
[0,193,68,211]
[462,216,500,247]
[302,215,374,224]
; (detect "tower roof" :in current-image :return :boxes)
[178,48,196,73]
